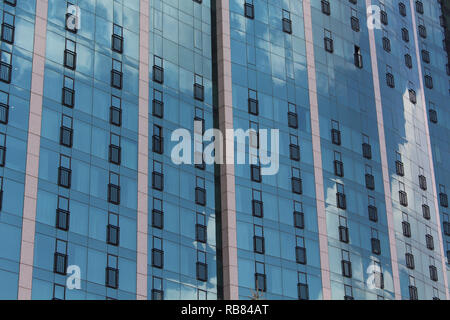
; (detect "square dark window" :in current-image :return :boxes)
[292,177,302,195]
[368,205,378,222]
[395,160,404,176]
[339,226,349,243]
[426,234,434,250]
[296,247,307,264]
[255,273,266,292]
[440,193,448,207]
[195,187,206,206]
[194,83,204,101]
[196,262,207,282]
[111,70,123,89]
[351,16,359,32]
[0,102,9,124]
[288,112,298,129]
[282,18,292,34]
[244,3,254,19]
[402,221,411,237]
[429,109,437,124]
[54,253,67,275]
[406,253,415,269]
[405,54,412,69]
[152,249,163,268]
[58,167,71,189]
[107,224,120,246]
[112,34,123,53]
[337,193,346,210]
[409,286,418,300]
[64,49,76,70]
[294,211,304,229]
[110,106,122,126]
[248,98,258,115]
[56,209,70,231]
[108,184,120,205]
[251,165,261,183]
[324,37,333,53]
[152,135,164,154]
[331,129,341,145]
[152,172,164,191]
[386,73,395,88]
[334,160,344,177]
[399,191,408,207]
[342,260,352,278]
[106,267,118,289]
[152,209,164,230]
[419,175,427,190]
[321,0,330,15]
[153,99,164,118]
[62,87,74,107]
[371,238,381,255]
[422,204,430,220]
[298,283,309,300]
[365,174,375,190]
[429,265,438,282]
[109,145,121,165]
[252,200,263,218]
[253,236,265,254]
[196,224,207,243]
[290,144,300,161]
[362,143,372,159]
[153,65,164,84]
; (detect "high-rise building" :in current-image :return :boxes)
[0,0,448,300]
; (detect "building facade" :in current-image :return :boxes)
[0,0,448,300]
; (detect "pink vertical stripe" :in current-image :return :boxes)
[409,0,450,299]
[302,0,331,300]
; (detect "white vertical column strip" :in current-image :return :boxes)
[18,0,48,300]
[136,0,150,300]
[409,0,450,299]
[365,0,401,299]
[302,0,331,300]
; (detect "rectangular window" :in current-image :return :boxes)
[0,134,6,167]
[253,225,265,254]
[196,212,207,243]
[296,236,307,264]
[62,76,74,107]
[106,254,119,289]
[424,71,433,90]
[107,212,120,246]
[152,124,163,154]
[402,212,411,238]
[402,28,409,43]
[60,115,73,148]
[1,12,15,44]
[196,250,207,282]
[422,49,430,64]
[334,151,344,177]
[108,172,120,205]
[418,21,426,38]
[439,185,448,207]
[409,276,418,300]
[153,56,164,84]
[298,272,309,300]
[0,50,11,84]
[362,135,372,159]
[351,10,359,32]
[339,216,349,243]
[324,29,333,53]
[422,197,430,220]
[64,39,76,70]
[291,167,302,195]
[152,161,164,191]
[429,108,437,124]
[341,250,352,278]
[354,45,362,68]
[371,229,381,255]
[0,177,3,211]
[0,90,9,124]
[56,196,70,231]
[194,74,204,101]
[382,33,391,52]
[53,284,65,300]
[365,165,375,190]
[112,24,123,53]
[153,89,164,118]
[252,189,263,218]
[418,167,427,191]
[395,152,404,176]
[3,0,16,7]
[368,196,378,222]
[152,197,164,229]
[336,183,346,210]
[255,262,266,292]
[372,261,384,289]
[111,59,123,89]
[54,239,68,275]
[331,120,341,145]
[110,95,122,126]
[289,135,300,161]
[344,285,353,300]
[399,2,406,16]
[288,103,298,128]
[248,89,258,115]
[386,65,395,88]
[282,10,292,34]
[251,164,261,183]
[426,230,434,251]
[152,277,163,300]
[195,177,206,206]
[244,1,254,19]
[321,0,330,15]
[293,201,304,229]
[58,155,71,189]
[399,182,408,207]
[405,52,412,69]
[380,5,388,25]
[152,236,163,269]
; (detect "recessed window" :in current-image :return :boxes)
[152,197,164,229]
[380,5,388,25]
[53,284,65,300]
[64,39,76,70]
[354,45,362,68]
[255,262,266,292]
[107,212,120,246]
[0,133,5,167]
[248,89,258,115]
[108,172,120,205]
[56,196,70,231]
[324,29,333,53]
[54,239,68,275]
[339,216,349,243]
[424,72,433,90]
[251,164,261,183]
[350,10,359,32]
[399,2,406,17]
[195,177,206,206]
[386,65,395,88]
[153,56,164,84]
[282,10,292,34]
[298,272,309,300]
[409,276,418,300]
[429,108,437,124]
[253,225,265,254]
[418,167,427,191]
[153,89,164,118]
[196,212,207,243]
[336,183,346,210]
[62,76,75,107]
[409,88,417,104]
[439,185,448,208]
[402,212,411,238]
[365,165,375,190]
[405,244,415,269]
[418,18,426,38]
[0,90,9,124]
[334,151,344,177]
[422,197,430,220]
[362,135,372,159]
[110,95,122,126]
[405,53,412,69]
[395,152,404,176]
[401,28,409,42]
[425,229,434,251]
[244,1,254,19]
[152,160,164,191]
[58,155,71,189]
[194,74,204,101]
[382,31,391,52]
[291,167,302,195]
[288,103,298,128]
[289,135,300,161]
[295,236,306,264]
[371,229,381,255]
[152,124,163,154]
[152,236,164,269]
[422,49,430,64]
[106,254,119,289]
[0,50,11,84]
[252,189,263,218]
[331,120,341,145]
[152,277,164,300]
[112,24,123,53]
[1,12,15,44]
[344,285,353,300]
[111,59,123,89]
[368,196,378,222]
[321,0,330,16]
[399,182,408,207]
[196,250,208,282]
[293,201,304,229]
[60,115,73,148]
[415,1,424,14]
[341,250,352,278]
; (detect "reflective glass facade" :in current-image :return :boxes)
[0,0,448,301]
